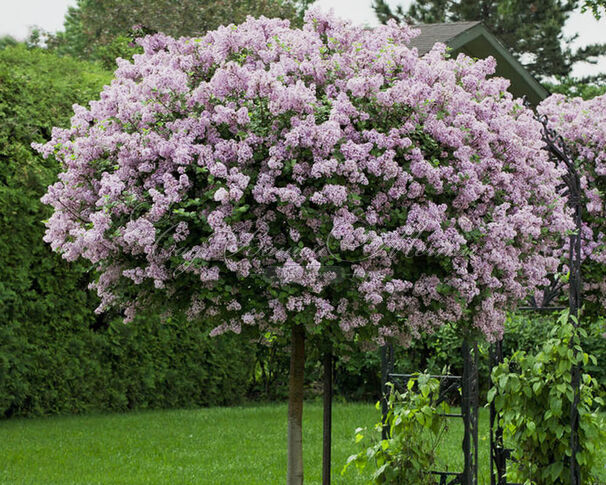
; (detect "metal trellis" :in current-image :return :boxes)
[488,107,583,485]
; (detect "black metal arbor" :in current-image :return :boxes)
[488,111,584,485]
[378,109,584,485]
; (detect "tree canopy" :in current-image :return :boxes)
[37,11,571,344]
[373,0,606,79]
[545,75,606,100]
[581,0,606,18]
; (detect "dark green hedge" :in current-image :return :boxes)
[0,45,256,418]
[0,314,256,417]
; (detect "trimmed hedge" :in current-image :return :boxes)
[0,45,255,418]
[1,314,256,417]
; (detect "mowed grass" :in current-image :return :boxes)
[0,402,494,485]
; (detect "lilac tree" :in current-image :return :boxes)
[539,94,606,317]
[37,9,572,484]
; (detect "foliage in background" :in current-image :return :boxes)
[247,331,291,401]
[0,44,110,409]
[373,0,606,80]
[0,44,102,416]
[580,0,606,18]
[1,312,257,417]
[344,377,450,484]
[0,36,19,50]
[489,314,606,484]
[545,76,606,100]
[44,0,312,65]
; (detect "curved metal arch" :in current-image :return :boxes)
[490,104,583,485]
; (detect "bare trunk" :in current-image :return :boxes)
[287,324,305,485]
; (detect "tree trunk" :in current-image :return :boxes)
[287,324,305,485]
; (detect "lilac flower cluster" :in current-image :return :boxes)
[37,9,572,343]
[539,94,606,314]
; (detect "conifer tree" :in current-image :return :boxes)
[373,0,606,79]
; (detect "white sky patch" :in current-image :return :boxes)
[311,0,382,26]
[0,0,604,76]
[0,0,76,40]
[563,10,606,77]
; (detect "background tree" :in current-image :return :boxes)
[373,0,606,79]
[47,0,312,63]
[581,0,606,18]
[37,9,572,483]
[0,35,18,50]
[544,75,606,99]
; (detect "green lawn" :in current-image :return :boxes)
[0,402,493,485]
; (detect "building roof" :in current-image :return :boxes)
[409,21,549,106]
[409,21,482,55]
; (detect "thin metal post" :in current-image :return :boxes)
[461,340,479,485]
[322,348,333,485]
[380,343,393,440]
[489,340,506,485]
